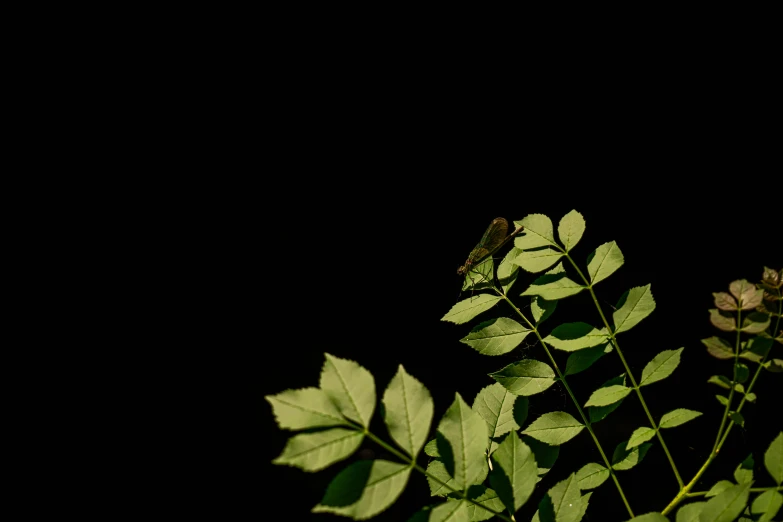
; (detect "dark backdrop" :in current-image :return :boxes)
[238,141,780,521]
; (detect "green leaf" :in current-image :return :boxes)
[575,462,609,490]
[462,257,495,292]
[741,336,773,363]
[272,428,363,471]
[676,502,706,522]
[764,432,783,485]
[578,491,593,521]
[489,360,556,396]
[514,248,564,273]
[442,294,502,324]
[473,383,519,440]
[703,337,735,360]
[382,365,433,458]
[707,375,733,390]
[741,312,771,333]
[522,271,584,300]
[543,322,608,352]
[659,409,703,429]
[489,432,538,512]
[425,439,440,457]
[538,473,583,522]
[312,459,411,519]
[426,459,459,496]
[522,411,584,446]
[751,490,783,522]
[734,454,754,484]
[730,411,745,427]
[714,292,738,311]
[628,514,669,522]
[462,485,506,522]
[438,393,490,490]
[558,210,586,251]
[744,392,757,403]
[584,384,632,407]
[266,387,348,430]
[612,441,652,470]
[613,285,656,334]
[460,318,532,356]
[730,279,765,310]
[589,374,628,423]
[498,247,521,294]
[586,241,623,285]
[521,435,560,475]
[514,214,556,249]
[710,309,736,332]
[565,343,611,376]
[429,500,470,522]
[764,359,783,372]
[706,480,734,497]
[531,296,557,324]
[627,427,656,449]
[640,348,683,387]
[698,481,752,522]
[320,353,376,428]
[715,395,729,406]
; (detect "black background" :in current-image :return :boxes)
[240,145,781,522]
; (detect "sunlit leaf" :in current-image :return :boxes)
[589,374,627,423]
[473,383,519,440]
[702,336,734,360]
[751,490,783,522]
[640,348,683,387]
[558,210,586,251]
[425,439,440,458]
[715,395,729,406]
[428,499,470,522]
[729,279,765,310]
[461,485,506,522]
[628,514,668,522]
[764,359,783,372]
[706,480,734,497]
[764,432,783,485]
[273,428,363,471]
[531,296,557,324]
[536,473,583,522]
[575,462,609,490]
[426,459,459,496]
[710,309,736,332]
[312,459,411,519]
[627,427,656,449]
[437,393,490,490]
[612,441,652,470]
[676,502,705,522]
[613,285,656,334]
[522,276,584,301]
[543,322,608,352]
[565,343,611,376]
[266,387,348,430]
[734,454,754,484]
[462,257,495,292]
[382,365,433,458]
[707,375,734,390]
[741,312,771,333]
[584,384,632,407]
[514,214,556,250]
[460,318,532,356]
[442,294,502,324]
[745,392,757,403]
[514,248,564,273]
[577,491,592,521]
[587,241,624,285]
[698,481,751,522]
[489,432,538,512]
[522,411,584,446]
[320,353,376,428]
[498,247,521,295]
[489,360,556,396]
[659,409,703,429]
[713,292,738,311]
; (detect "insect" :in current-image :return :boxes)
[457,217,524,289]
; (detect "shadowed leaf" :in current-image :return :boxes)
[628,514,668,522]
[522,435,559,475]
[612,441,652,470]
[428,499,470,522]
[702,337,734,360]
[489,432,538,512]
[531,296,558,324]
[565,342,611,376]
[437,393,489,490]
[489,360,556,396]
[741,312,770,333]
[589,374,627,423]
[751,490,783,522]
[734,454,754,484]
[764,432,783,485]
[710,309,736,332]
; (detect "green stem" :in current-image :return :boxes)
[687,486,783,497]
[363,429,515,522]
[712,307,743,453]
[498,290,635,519]
[564,253,684,488]
[662,289,783,516]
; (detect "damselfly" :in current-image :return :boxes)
[457,217,524,290]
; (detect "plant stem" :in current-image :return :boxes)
[661,289,782,516]
[362,429,515,522]
[564,252,684,488]
[712,307,743,453]
[498,290,635,519]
